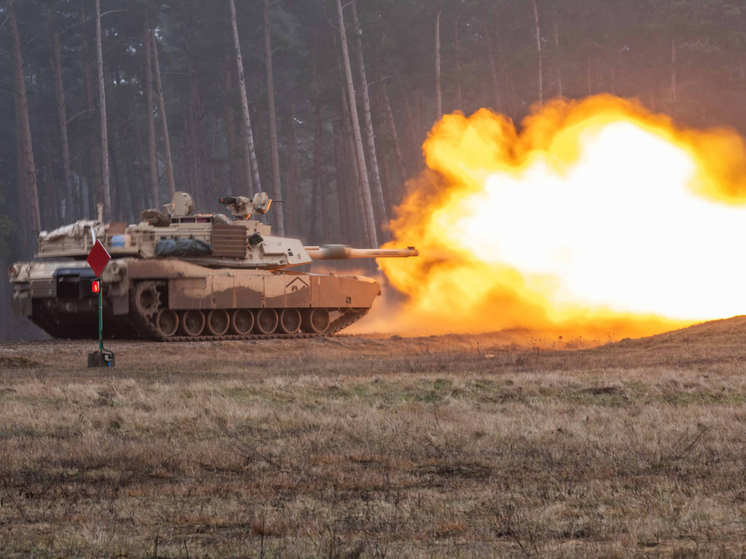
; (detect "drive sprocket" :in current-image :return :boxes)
[133,281,161,320]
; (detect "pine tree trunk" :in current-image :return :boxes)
[380,153,392,220]
[14,97,27,247]
[122,123,139,219]
[351,0,388,243]
[187,58,204,208]
[553,8,563,98]
[434,3,443,120]
[134,115,150,210]
[238,107,253,194]
[292,124,302,236]
[496,48,504,112]
[454,16,463,110]
[184,105,202,210]
[70,156,80,218]
[224,57,238,196]
[380,84,408,200]
[143,18,159,207]
[189,62,211,210]
[671,37,677,105]
[372,89,392,217]
[532,0,543,107]
[252,105,266,187]
[51,25,72,221]
[286,105,303,236]
[263,0,284,235]
[110,121,124,221]
[110,71,137,219]
[9,0,41,238]
[210,112,219,202]
[284,164,295,236]
[109,66,125,219]
[320,138,328,242]
[485,23,502,112]
[150,28,175,198]
[340,77,369,247]
[415,86,424,146]
[338,70,361,245]
[85,150,94,219]
[284,108,297,236]
[228,0,261,195]
[95,0,112,221]
[81,7,102,219]
[44,130,58,229]
[509,66,517,119]
[403,94,420,170]
[309,102,323,244]
[181,112,195,195]
[336,0,378,247]
[332,113,349,243]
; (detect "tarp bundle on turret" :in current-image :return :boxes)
[154,239,212,258]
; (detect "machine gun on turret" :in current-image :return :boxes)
[219,193,272,220]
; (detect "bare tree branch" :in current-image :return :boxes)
[66,108,95,125]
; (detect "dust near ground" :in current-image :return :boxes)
[2,318,746,558]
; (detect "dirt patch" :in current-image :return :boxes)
[414,462,492,480]
[0,355,43,368]
[581,385,624,395]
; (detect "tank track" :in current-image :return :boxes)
[29,305,77,339]
[159,308,367,343]
[29,300,119,339]
[30,303,368,342]
[126,283,369,342]
[27,282,370,342]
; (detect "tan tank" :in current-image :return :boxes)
[8,192,417,341]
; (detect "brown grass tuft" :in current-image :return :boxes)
[2,319,746,557]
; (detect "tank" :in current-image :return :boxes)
[8,192,417,341]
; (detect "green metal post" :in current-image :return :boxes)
[98,277,103,352]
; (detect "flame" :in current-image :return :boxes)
[372,95,746,340]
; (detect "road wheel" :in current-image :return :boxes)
[301,308,330,334]
[156,309,179,337]
[254,308,278,335]
[230,309,254,335]
[279,308,302,334]
[179,310,205,336]
[206,309,230,336]
[134,281,160,319]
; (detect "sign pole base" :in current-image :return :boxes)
[88,350,115,368]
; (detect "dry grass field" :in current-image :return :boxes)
[3,318,746,558]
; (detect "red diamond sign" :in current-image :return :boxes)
[87,240,111,278]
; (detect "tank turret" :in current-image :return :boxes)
[9,191,417,341]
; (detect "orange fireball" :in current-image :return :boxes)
[372,95,746,340]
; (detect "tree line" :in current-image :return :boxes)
[1,0,744,337]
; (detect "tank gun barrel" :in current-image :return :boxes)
[306,244,418,260]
